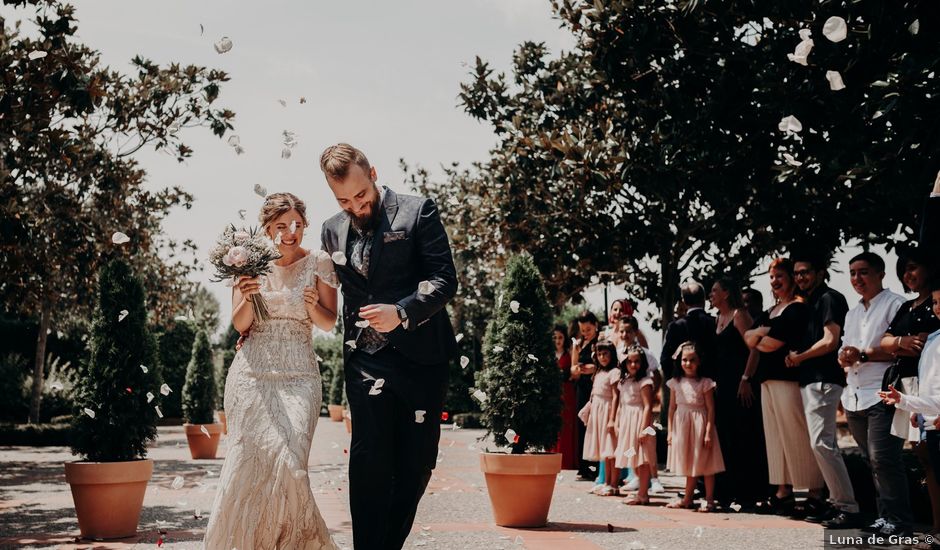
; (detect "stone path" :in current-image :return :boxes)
[0,420,825,549]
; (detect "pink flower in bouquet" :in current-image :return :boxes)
[223,245,249,267]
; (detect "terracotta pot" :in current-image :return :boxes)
[216,410,227,434]
[328,404,344,422]
[480,452,562,527]
[64,459,153,540]
[343,409,352,434]
[184,423,223,459]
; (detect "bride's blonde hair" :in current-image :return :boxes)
[259,192,308,232]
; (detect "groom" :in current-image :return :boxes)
[319,143,457,550]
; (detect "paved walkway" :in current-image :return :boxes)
[0,420,824,549]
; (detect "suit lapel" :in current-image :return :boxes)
[367,187,400,281]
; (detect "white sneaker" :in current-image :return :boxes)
[597,485,617,496]
[624,477,640,491]
[650,478,665,494]
[589,483,605,494]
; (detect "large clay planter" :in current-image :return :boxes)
[328,404,344,422]
[216,410,227,434]
[64,459,153,540]
[343,409,352,434]
[184,423,224,459]
[480,452,562,527]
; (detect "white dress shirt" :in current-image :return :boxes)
[840,289,906,412]
[897,330,940,428]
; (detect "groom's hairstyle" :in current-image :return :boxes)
[319,143,372,181]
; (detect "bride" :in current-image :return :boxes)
[204,192,340,549]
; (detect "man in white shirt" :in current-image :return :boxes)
[826,252,908,530]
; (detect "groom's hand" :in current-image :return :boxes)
[359,304,401,333]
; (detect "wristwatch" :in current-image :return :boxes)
[859,351,870,363]
[741,374,749,381]
[396,305,409,328]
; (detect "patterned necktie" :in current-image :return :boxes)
[349,229,387,354]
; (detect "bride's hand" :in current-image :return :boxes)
[237,276,261,301]
[303,286,320,311]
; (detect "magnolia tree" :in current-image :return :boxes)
[0,0,235,422]
[410,0,938,331]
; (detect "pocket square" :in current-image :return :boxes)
[383,231,407,243]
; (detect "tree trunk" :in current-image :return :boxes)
[28,308,51,424]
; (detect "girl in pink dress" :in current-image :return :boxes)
[666,342,725,511]
[613,345,657,505]
[579,341,620,496]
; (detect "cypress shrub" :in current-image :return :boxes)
[182,330,215,425]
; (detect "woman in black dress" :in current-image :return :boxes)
[710,277,769,509]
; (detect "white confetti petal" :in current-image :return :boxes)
[778,115,803,134]
[140,364,148,373]
[822,16,848,43]
[345,339,357,349]
[509,300,520,313]
[909,19,920,35]
[146,391,155,403]
[493,346,504,353]
[224,278,236,288]
[213,36,233,54]
[118,310,129,322]
[254,184,267,198]
[238,209,247,220]
[155,405,163,418]
[111,232,130,244]
[472,389,487,403]
[459,355,470,369]
[417,280,435,295]
[28,50,47,60]
[200,425,210,438]
[274,232,282,245]
[694,526,704,538]
[415,410,426,423]
[455,333,464,343]
[50,381,63,391]
[171,476,185,490]
[514,535,524,545]
[653,421,663,430]
[83,407,96,419]
[289,220,297,234]
[730,502,742,512]
[782,153,803,167]
[226,135,240,147]
[825,70,845,91]
[527,354,538,361]
[504,428,517,441]
[642,426,657,436]
[331,251,347,266]
[373,378,385,389]
[787,37,814,66]
[355,319,370,328]
[160,383,172,396]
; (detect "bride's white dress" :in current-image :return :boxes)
[204,251,340,550]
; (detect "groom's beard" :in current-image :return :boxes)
[349,193,381,233]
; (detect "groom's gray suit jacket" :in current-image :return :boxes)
[320,187,458,366]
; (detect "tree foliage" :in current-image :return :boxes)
[155,320,196,419]
[478,254,562,454]
[182,329,215,425]
[70,259,162,462]
[410,0,939,332]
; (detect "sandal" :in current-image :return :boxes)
[666,500,695,509]
[754,494,794,515]
[622,496,650,506]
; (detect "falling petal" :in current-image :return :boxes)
[28,50,47,60]
[200,425,210,438]
[332,251,347,265]
[415,410,426,423]
[111,232,130,244]
[778,115,803,134]
[214,36,233,54]
[118,310,129,322]
[281,148,292,160]
[160,383,172,396]
[417,280,435,295]
[825,70,845,91]
[227,135,241,147]
[472,389,487,403]
[526,354,537,361]
[509,300,520,313]
[50,381,63,391]
[254,184,268,198]
[289,220,298,234]
[653,421,663,430]
[274,232,282,245]
[787,38,813,66]
[171,476,185,490]
[234,145,245,155]
[504,428,517,442]
[355,319,370,328]
[455,333,464,343]
[460,355,470,369]
[83,408,95,419]
[373,378,385,389]
[199,23,204,36]
[345,339,357,349]
[155,405,163,418]
[278,99,287,107]
[909,20,920,35]
[140,364,148,373]
[798,28,812,41]
[642,426,657,436]
[782,153,803,167]
[730,502,742,512]
[238,209,247,220]
[224,278,236,288]
[493,346,504,353]
[822,16,848,43]
[147,391,155,403]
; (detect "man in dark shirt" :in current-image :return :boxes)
[786,252,857,522]
[572,310,600,480]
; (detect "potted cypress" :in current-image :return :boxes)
[477,254,563,527]
[66,260,161,539]
[182,330,223,459]
[328,363,345,422]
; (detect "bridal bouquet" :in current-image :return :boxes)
[209,225,282,321]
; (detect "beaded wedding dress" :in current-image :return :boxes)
[204,250,340,550]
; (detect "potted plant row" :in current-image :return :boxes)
[183,329,223,459]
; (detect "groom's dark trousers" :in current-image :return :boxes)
[346,347,448,549]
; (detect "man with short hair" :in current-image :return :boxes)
[319,143,458,550]
[572,310,600,480]
[786,252,855,521]
[827,252,910,530]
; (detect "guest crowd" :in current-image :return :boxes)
[549,176,940,541]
